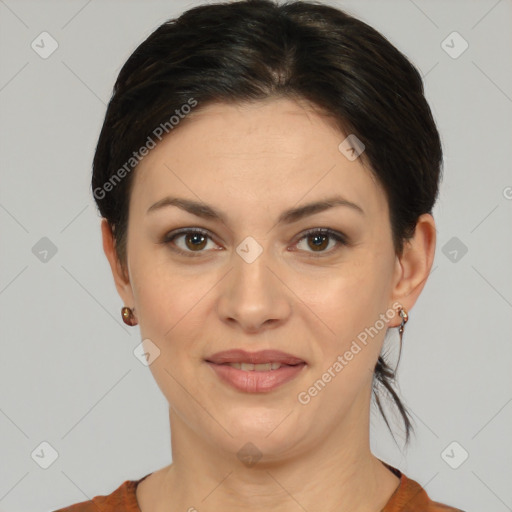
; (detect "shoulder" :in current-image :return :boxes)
[52,474,152,512]
[383,471,466,512]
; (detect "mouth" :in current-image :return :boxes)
[205,359,307,393]
[204,349,307,392]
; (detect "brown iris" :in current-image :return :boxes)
[185,232,208,251]
[307,233,329,251]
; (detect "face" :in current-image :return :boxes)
[106,98,413,461]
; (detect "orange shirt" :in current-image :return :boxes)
[53,464,465,512]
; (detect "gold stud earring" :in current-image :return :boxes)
[121,306,137,326]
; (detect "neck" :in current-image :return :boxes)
[150,391,400,512]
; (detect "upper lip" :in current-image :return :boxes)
[205,349,306,365]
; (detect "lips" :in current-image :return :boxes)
[205,349,306,366]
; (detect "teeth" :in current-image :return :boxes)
[226,362,283,371]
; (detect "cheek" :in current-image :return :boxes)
[307,248,395,366]
[128,234,202,325]
[134,270,206,344]
[129,253,225,387]
[131,267,212,410]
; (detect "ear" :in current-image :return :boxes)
[389,213,436,327]
[101,218,135,308]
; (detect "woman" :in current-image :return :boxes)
[55,0,464,510]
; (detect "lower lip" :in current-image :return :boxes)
[206,362,307,393]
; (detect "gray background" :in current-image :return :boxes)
[1,0,511,511]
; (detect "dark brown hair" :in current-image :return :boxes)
[92,0,443,446]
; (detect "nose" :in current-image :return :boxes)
[216,246,292,333]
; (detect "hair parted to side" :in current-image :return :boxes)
[92,0,443,446]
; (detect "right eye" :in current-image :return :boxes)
[163,228,221,257]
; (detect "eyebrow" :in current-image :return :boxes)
[146,195,364,224]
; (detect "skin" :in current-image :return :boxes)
[102,97,436,512]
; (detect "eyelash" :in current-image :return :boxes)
[162,227,348,258]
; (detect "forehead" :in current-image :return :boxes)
[176,98,346,154]
[131,98,386,221]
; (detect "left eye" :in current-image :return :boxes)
[294,228,348,254]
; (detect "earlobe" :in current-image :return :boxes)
[390,213,436,325]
